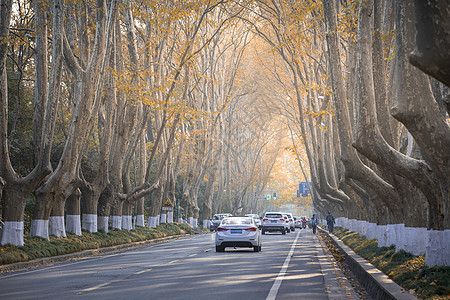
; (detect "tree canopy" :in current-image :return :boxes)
[0,0,448,266]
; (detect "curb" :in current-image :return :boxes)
[0,233,193,274]
[319,228,417,300]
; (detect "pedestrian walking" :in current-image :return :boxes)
[326,211,335,233]
[311,214,317,234]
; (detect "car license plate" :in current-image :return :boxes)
[271,220,277,223]
[231,229,242,234]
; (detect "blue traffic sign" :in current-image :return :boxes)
[298,182,311,195]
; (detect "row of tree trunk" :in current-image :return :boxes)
[1,0,448,267]
[246,0,448,266]
[0,0,278,249]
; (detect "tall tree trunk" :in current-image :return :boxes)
[0,0,61,244]
[322,0,403,222]
[31,0,113,238]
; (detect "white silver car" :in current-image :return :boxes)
[285,213,295,232]
[262,212,287,235]
[245,213,262,229]
[215,217,262,252]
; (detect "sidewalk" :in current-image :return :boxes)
[309,229,360,299]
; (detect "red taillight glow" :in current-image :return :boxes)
[217,227,228,231]
[279,218,284,221]
[245,227,257,231]
[286,220,289,223]
[263,218,268,221]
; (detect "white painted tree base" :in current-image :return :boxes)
[366,223,377,240]
[97,216,109,233]
[203,220,210,229]
[135,215,145,227]
[49,216,67,238]
[111,216,122,229]
[167,212,173,223]
[147,216,158,228]
[82,214,97,233]
[401,227,426,255]
[194,219,198,228]
[343,218,349,229]
[160,214,167,224]
[385,224,397,247]
[188,217,194,228]
[394,224,405,250]
[1,221,24,246]
[122,216,132,230]
[337,217,348,229]
[377,225,388,247]
[360,221,368,237]
[351,219,358,233]
[66,215,82,235]
[30,219,49,239]
[335,219,441,264]
[426,230,450,266]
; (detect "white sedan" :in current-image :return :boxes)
[245,213,262,228]
[215,217,262,252]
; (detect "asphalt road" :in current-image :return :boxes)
[0,228,358,300]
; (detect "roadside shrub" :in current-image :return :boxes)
[0,223,189,266]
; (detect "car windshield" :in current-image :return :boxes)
[221,218,252,225]
[212,215,227,220]
[265,214,282,218]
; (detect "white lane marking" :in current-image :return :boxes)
[266,231,300,300]
[0,235,211,280]
[82,281,111,292]
[0,252,124,279]
[82,259,180,292]
[135,268,152,275]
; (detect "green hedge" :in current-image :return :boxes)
[0,223,192,265]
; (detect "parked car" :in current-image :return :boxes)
[245,214,262,229]
[294,216,302,228]
[261,212,286,235]
[215,217,261,252]
[210,213,232,231]
[285,213,295,232]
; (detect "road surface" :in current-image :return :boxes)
[0,228,358,299]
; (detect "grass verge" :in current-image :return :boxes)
[0,223,193,266]
[332,227,449,300]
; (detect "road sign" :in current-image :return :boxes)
[163,198,173,208]
[299,182,311,195]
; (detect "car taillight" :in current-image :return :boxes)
[245,227,257,231]
[279,218,284,221]
[286,220,289,223]
[217,227,228,231]
[263,218,268,221]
